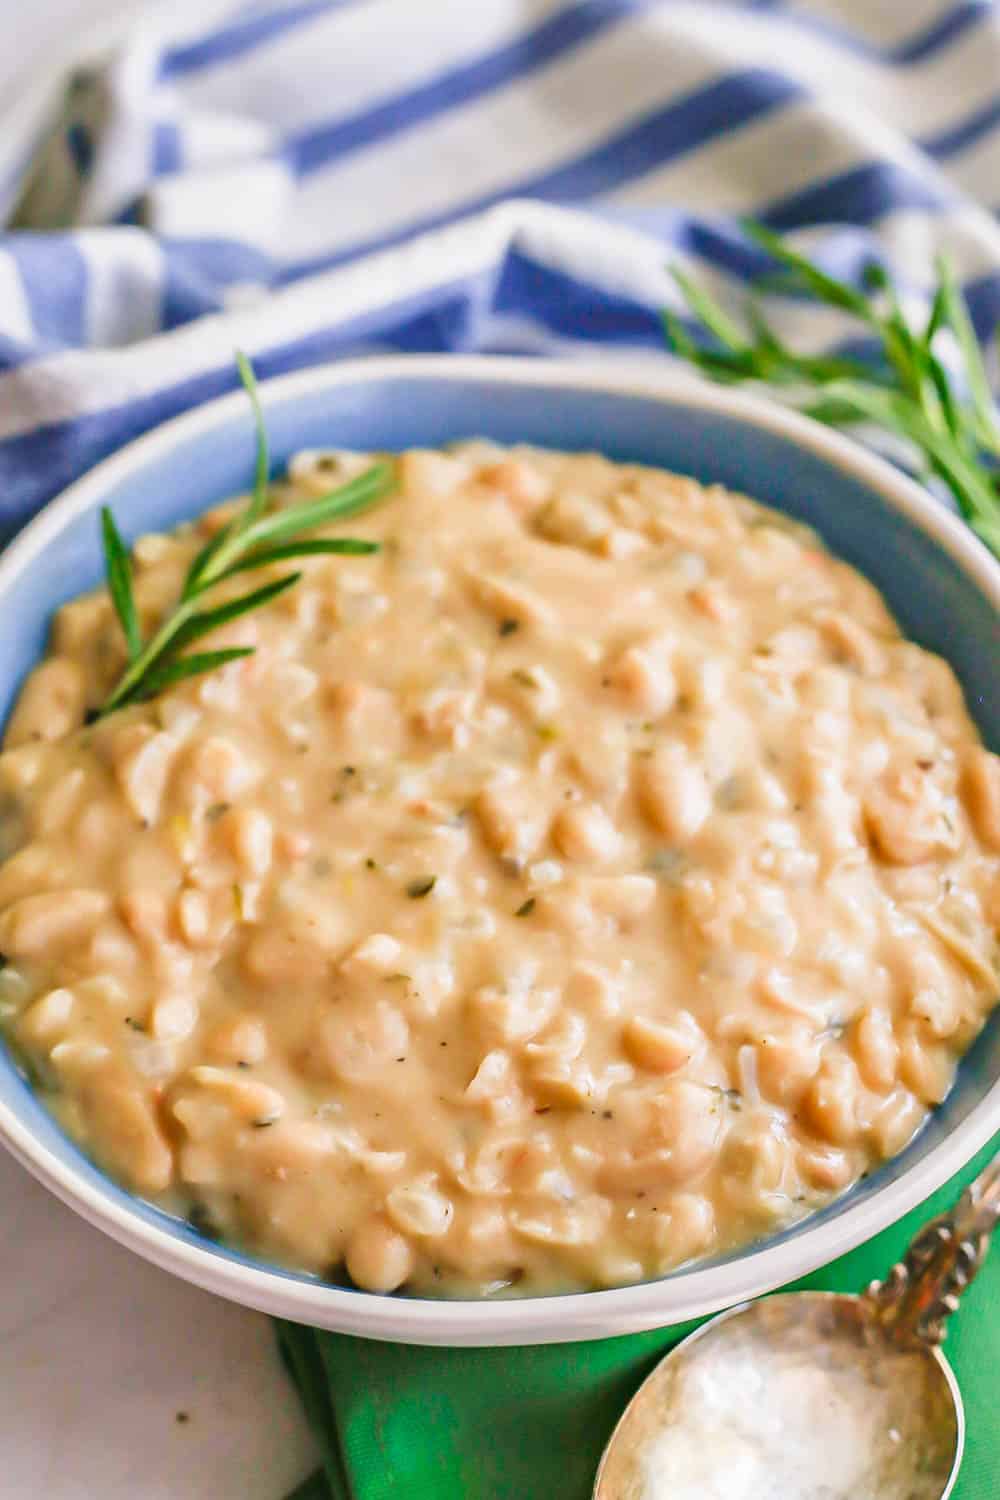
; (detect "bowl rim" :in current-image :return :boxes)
[0,352,998,1346]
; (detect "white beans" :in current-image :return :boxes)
[622,1014,700,1074]
[150,993,198,1043]
[346,1217,416,1292]
[853,1007,899,1092]
[898,1034,953,1104]
[864,767,953,865]
[585,874,657,922]
[19,987,75,1044]
[962,746,1000,851]
[636,746,711,841]
[0,889,109,956]
[803,1056,860,1145]
[651,1193,715,1268]
[111,724,178,825]
[552,802,622,864]
[471,982,558,1045]
[464,1048,520,1116]
[82,1077,173,1193]
[320,1002,409,1081]
[229,807,273,876]
[0,844,55,911]
[754,1031,820,1104]
[479,456,550,511]
[649,1082,724,1182]
[186,1067,286,1124]
[386,1180,454,1238]
[4,658,85,746]
[207,1016,268,1065]
[1,442,996,1295]
[608,638,677,716]
[475,777,545,864]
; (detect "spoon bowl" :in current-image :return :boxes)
[593,1292,962,1500]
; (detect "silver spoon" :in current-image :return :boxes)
[594,1150,1000,1500]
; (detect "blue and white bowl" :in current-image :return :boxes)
[0,356,997,1345]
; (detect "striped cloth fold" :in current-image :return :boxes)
[1,0,999,538]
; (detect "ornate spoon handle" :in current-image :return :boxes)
[862,1149,1000,1348]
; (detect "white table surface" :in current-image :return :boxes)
[1,4,320,1495]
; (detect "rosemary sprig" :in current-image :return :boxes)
[97,355,393,716]
[664,220,1000,559]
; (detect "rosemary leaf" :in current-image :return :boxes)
[219,537,379,579]
[182,522,237,601]
[235,349,271,529]
[925,280,949,342]
[669,266,747,351]
[743,300,875,383]
[935,254,1000,455]
[238,462,394,551]
[100,507,142,661]
[740,220,875,321]
[665,222,1000,563]
[165,573,300,659]
[137,648,255,699]
[96,353,392,716]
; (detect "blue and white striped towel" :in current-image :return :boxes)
[2,0,999,541]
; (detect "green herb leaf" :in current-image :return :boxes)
[239,462,394,550]
[235,350,271,529]
[664,223,1000,562]
[219,537,379,578]
[136,648,255,701]
[741,220,875,320]
[182,522,237,601]
[670,266,747,351]
[96,356,393,716]
[167,573,300,657]
[100,507,142,661]
[934,254,1000,455]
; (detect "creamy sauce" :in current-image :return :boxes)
[0,444,997,1295]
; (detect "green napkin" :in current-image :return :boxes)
[278,1134,999,1500]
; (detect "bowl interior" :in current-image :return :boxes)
[1,365,997,1306]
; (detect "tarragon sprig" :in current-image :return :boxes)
[664,220,1000,559]
[97,353,392,716]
